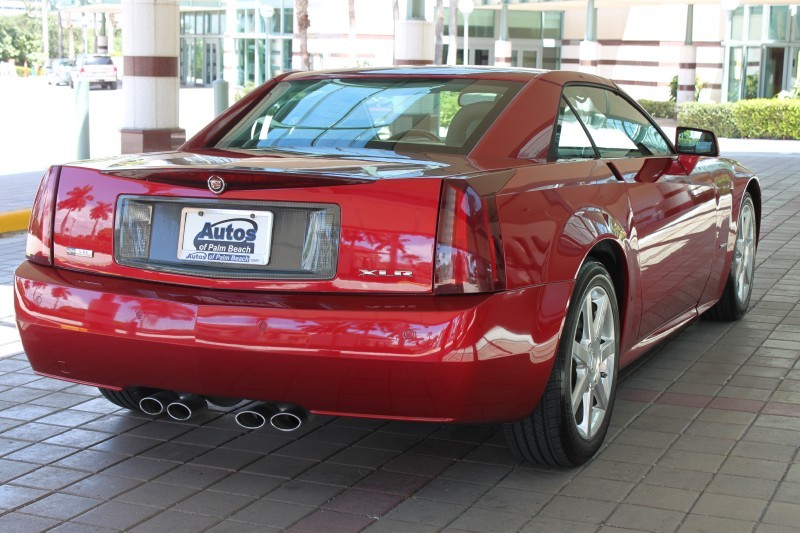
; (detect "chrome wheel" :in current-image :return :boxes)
[733,200,756,304]
[570,285,616,440]
[503,261,619,466]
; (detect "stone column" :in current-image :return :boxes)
[494,1,511,67]
[579,0,599,75]
[395,17,434,66]
[677,45,697,103]
[677,5,696,103]
[222,0,238,102]
[120,0,185,154]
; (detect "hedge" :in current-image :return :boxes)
[731,99,800,139]
[677,102,740,138]
[678,100,800,139]
[639,99,676,119]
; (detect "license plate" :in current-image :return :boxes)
[177,207,274,265]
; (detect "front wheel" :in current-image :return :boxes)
[504,260,620,467]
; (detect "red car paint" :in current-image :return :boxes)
[15,67,759,423]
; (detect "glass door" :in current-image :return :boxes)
[204,40,220,85]
[763,46,786,97]
[512,48,540,68]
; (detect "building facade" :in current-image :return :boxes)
[50,0,800,104]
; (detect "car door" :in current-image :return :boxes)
[559,85,719,341]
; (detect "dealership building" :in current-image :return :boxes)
[46,0,799,150]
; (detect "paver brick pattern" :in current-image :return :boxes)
[0,154,799,531]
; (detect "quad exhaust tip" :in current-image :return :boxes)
[234,403,279,430]
[270,406,307,432]
[235,403,308,432]
[139,391,179,416]
[166,394,207,421]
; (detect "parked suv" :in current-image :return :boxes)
[70,54,117,90]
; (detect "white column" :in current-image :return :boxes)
[677,44,697,103]
[120,0,184,153]
[494,39,511,67]
[394,20,434,66]
[579,40,600,75]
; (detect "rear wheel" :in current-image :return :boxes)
[110,81,118,90]
[504,261,620,467]
[706,192,756,321]
[98,387,155,412]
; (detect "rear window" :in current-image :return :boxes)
[216,78,522,154]
[84,56,113,66]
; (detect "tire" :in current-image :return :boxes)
[110,81,118,90]
[705,192,757,321]
[504,261,620,467]
[98,387,156,412]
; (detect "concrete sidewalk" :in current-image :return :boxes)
[0,154,798,531]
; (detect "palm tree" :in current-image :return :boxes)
[296,0,310,70]
[57,185,94,234]
[434,0,444,65]
[89,201,113,236]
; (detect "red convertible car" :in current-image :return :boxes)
[16,67,759,466]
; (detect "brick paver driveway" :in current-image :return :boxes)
[1,154,798,532]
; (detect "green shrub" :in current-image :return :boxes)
[15,66,29,77]
[732,99,800,139]
[639,99,676,119]
[678,99,800,139]
[677,102,740,138]
[234,82,256,102]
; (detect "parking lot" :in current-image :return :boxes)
[0,152,796,532]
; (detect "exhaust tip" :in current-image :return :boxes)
[139,391,179,416]
[270,407,307,432]
[235,403,279,430]
[166,394,207,421]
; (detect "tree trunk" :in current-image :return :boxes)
[447,0,457,65]
[296,0,310,70]
[434,0,444,65]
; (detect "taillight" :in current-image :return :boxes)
[80,67,85,75]
[434,181,505,294]
[26,166,60,266]
[112,66,117,75]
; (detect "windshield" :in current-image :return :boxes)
[216,78,522,154]
[85,56,113,66]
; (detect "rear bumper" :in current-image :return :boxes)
[15,261,571,423]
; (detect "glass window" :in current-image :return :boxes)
[562,86,672,159]
[543,47,560,70]
[748,6,763,41]
[216,78,522,154]
[283,8,294,34]
[793,8,800,41]
[769,6,789,41]
[449,9,494,38]
[552,97,595,160]
[185,13,195,34]
[731,7,744,41]
[727,46,744,101]
[745,46,761,98]
[508,11,541,39]
[543,12,562,40]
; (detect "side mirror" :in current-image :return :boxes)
[675,127,719,157]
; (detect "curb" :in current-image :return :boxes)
[0,209,30,235]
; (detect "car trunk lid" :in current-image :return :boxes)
[50,153,452,294]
